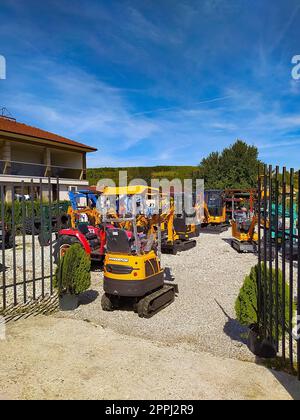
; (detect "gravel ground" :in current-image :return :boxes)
[2,230,299,363]
[1,231,299,399]
[56,230,259,362]
[1,316,299,400]
[0,235,54,310]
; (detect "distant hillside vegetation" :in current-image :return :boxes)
[87,140,263,189]
[87,166,200,186]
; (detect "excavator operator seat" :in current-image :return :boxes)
[238,220,252,233]
[106,228,132,254]
[173,216,187,233]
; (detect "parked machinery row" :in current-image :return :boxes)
[52,186,201,317]
[199,188,259,253]
[54,187,200,263]
[227,186,299,259]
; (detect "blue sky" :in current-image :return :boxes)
[0,0,300,168]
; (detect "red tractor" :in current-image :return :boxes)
[53,188,149,264]
[54,223,107,264]
[53,190,108,264]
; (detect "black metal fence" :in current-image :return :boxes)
[0,177,67,315]
[258,165,300,379]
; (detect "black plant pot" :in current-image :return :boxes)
[59,293,79,311]
[248,323,277,359]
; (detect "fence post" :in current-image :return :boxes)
[48,177,53,295]
[263,165,268,338]
[282,167,286,360]
[274,166,279,350]
[257,166,262,328]
[21,181,27,304]
[40,178,45,298]
[11,186,17,306]
[1,185,6,311]
[30,179,36,301]
[268,165,273,343]
[297,170,300,380]
[289,168,294,370]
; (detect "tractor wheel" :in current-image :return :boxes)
[24,218,41,235]
[53,235,82,264]
[101,293,115,311]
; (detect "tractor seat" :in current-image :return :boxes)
[78,223,98,240]
[86,232,98,240]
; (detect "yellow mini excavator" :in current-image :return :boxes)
[159,193,200,254]
[231,211,258,253]
[202,190,228,233]
[100,186,177,318]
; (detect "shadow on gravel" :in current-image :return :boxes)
[269,370,300,400]
[214,299,248,345]
[79,290,99,306]
[221,238,233,247]
[0,263,9,273]
[1,295,59,323]
[215,301,300,399]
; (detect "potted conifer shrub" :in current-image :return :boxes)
[54,243,91,311]
[235,263,293,358]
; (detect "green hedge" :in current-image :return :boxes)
[2,200,69,227]
[3,201,40,226]
[235,263,294,337]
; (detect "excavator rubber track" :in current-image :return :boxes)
[178,239,197,251]
[231,238,256,253]
[137,285,176,318]
[201,224,229,234]
[162,239,196,254]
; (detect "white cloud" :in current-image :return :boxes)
[2,51,300,169]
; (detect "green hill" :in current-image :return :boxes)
[86,141,262,189]
[87,166,200,186]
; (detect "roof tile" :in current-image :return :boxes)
[0,116,97,152]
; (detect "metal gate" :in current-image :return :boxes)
[0,177,66,317]
[258,165,300,379]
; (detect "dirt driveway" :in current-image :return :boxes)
[1,231,299,400]
[0,316,299,400]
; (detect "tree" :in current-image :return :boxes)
[199,151,222,188]
[199,140,262,189]
[54,244,91,295]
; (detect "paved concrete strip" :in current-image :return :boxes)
[0,317,298,400]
